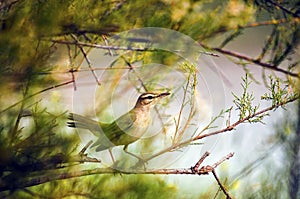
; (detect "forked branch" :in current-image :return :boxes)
[0,152,233,192]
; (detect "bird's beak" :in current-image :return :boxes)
[158,92,171,98]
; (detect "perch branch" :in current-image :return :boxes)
[143,95,298,163]
[0,152,233,192]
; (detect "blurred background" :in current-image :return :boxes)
[0,0,299,198]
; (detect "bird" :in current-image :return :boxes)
[67,92,170,161]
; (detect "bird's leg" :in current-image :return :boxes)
[123,145,147,169]
[109,148,115,163]
[109,148,122,168]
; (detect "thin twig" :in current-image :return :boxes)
[210,17,300,36]
[49,39,215,56]
[266,0,299,17]
[50,39,154,51]
[10,80,30,145]
[212,170,233,199]
[173,74,191,142]
[0,80,74,114]
[143,95,298,163]
[79,140,93,155]
[69,154,101,164]
[102,34,114,56]
[200,43,299,78]
[70,69,77,91]
[227,107,233,127]
[242,17,300,29]
[33,66,137,75]
[212,152,234,169]
[192,97,298,141]
[71,35,101,85]
[191,151,210,172]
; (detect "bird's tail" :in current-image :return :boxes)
[68,113,113,151]
[67,113,101,134]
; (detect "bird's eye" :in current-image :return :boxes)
[141,95,155,100]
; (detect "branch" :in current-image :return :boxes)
[49,39,217,57]
[192,96,298,141]
[79,140,93,154]
[212,170,233,199]
[68,154,101,164]
[212,152,234,169]
[143,95,298,163]
[242,17,300,28]
[266,0,299,17]
[200,43,299,78]
[70,141,101,164]
[191,151,210,172]
[0,0,19,11]
[49,39,156,51]
[173,72,194,142]
[70,34,101,85]
[102,34,114,56]
[210,17,300,36]
[0,152,233,192]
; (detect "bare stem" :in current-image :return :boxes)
[200,43,299,78]
[191,151,210,172]
[212,170,233,199]
[71,35,101,85]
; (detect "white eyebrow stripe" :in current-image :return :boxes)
[140,93,158,99]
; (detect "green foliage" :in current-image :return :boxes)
[6,175,178,199]
[0,104,79,191]
[232,73,261,122]
[175,0,255,40]
[261,76,298,107]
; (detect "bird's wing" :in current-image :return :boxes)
[103,111,137,143]
[91,122,115,151]
[68,112,137,152]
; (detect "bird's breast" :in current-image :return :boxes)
[129,110,151,137]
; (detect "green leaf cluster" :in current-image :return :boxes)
[0,103,80,192]
[261,76,298,107]
[232,73,261,122]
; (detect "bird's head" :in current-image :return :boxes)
[134,92,170,109]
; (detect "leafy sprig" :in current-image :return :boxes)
[261,76,298,107]
[232,73,261,123]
